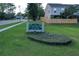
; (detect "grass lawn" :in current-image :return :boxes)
[0,22,20,29]
[0,23,79,56]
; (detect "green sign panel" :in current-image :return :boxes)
[27,21,44,32]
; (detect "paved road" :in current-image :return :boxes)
[0,19,26,25]
[0,22,25,32]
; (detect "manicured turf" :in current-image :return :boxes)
[0,22,20,29]
[0,23,79,55]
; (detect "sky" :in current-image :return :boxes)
[0,0,79,14]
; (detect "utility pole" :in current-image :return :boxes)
[18,5,21,21]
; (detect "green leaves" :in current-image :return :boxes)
[27,3,38,21]
[60,5,79,19]
[26,3,44,21]
[0,3,15,19]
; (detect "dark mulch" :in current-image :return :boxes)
[27,32,72,45]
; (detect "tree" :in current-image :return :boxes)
[26,3,44,21]
[27,3,38,21]
[16,12,22,16]
[0,3,15,13]
[60,5,79,19]
[16,12,25,19]
[0,3,16,20]
[0,3,7,19]
[38,4,45,20]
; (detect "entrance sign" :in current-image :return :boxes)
[26,21,72,45]
[27,21,44,32]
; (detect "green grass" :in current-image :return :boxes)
[0,22,20,29]
[0,23,79,55]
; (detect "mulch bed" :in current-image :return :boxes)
[27,32,72,45]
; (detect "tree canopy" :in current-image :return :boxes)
[38,4,45,20]
[26,3,44,21]
[27,3,38,21]
[0,3,16,20]
[60,5,79,19]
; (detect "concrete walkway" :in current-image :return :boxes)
[0,22,25,33]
